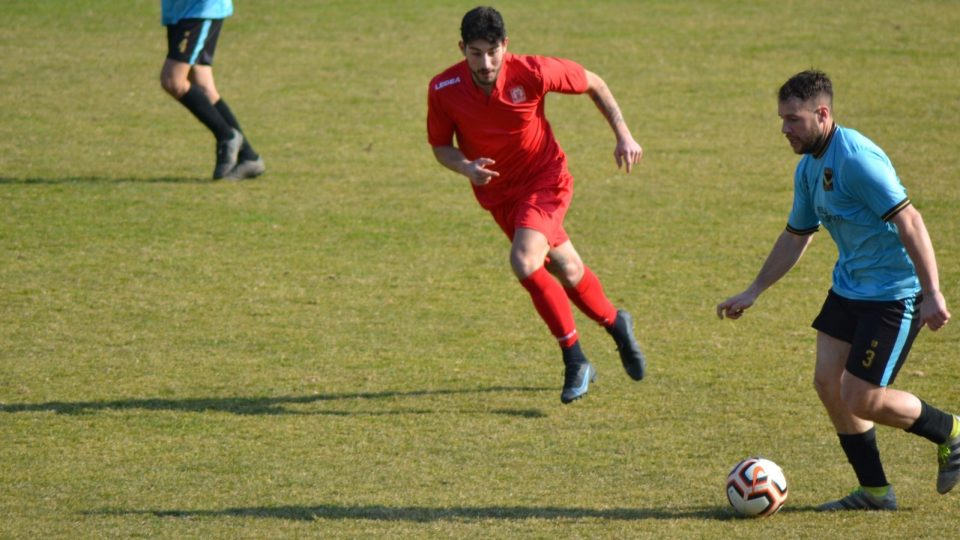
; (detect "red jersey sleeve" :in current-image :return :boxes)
[426,80,456,147]
[535,56,588,95]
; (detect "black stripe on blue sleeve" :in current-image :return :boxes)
[881,198,911,222]
[785,223,820,236]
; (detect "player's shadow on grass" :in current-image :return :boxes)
[0,176,215,185]
[98,503,821,522]
[0,387,550,418]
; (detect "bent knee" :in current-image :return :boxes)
[160,76,189,98]
[545,258,582,287]
[840,384,882,419]
[510,251,544,279]
[812,373,837,398]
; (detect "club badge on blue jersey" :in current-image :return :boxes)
[823,168,834,191]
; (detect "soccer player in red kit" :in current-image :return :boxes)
[427,6,646,404]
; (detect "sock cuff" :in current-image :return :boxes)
[520,266,552,290]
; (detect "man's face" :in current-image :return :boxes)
[460,38,507,89]
[778,97,829,154]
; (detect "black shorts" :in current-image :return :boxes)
[812,289,922,387]
[166,18,224,66]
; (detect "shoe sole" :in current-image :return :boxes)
[224,158,266,181]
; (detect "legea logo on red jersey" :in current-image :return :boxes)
[434,77,461,90]
[509,86,527,103]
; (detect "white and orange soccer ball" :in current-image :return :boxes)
[725,457,788,517]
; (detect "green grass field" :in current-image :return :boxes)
[2,0,959,537]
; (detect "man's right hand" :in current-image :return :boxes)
[463,157,500,186]
[716,290,758,320]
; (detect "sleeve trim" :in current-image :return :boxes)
[881,198,911,222]
[785,224,820,236]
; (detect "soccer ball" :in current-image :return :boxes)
[726,457,788,517]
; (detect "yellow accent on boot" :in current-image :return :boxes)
[862,485,890,498]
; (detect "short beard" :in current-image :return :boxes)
[796,127,829,155]
[471,68,498,89]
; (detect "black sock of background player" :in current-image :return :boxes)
[178,85,234,141]
[838,428,889,489]
[214,99,258,161]
[561,341,587,365]
[906,400,955,444]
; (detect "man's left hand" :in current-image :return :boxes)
[615,137,643,173]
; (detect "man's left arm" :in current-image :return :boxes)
[891,204,951,330]
[584,70,643,173]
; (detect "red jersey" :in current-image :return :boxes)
[427,53,589,209]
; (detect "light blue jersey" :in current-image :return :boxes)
[161,0,233,25]
[786,125,918,301]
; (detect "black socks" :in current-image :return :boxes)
[838,428,888,488]
[561,341,587,366]
[214,99,258,161]
[906,400,955,444]
[178,85,234,141]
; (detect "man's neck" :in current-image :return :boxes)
[811,122,837,159]
[472,74,494,96]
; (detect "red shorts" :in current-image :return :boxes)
[489,183,572,247]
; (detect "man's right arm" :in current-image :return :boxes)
[431,146,499,186]
[716,230,814,320]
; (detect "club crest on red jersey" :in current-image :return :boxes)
[509,85,527,103]
[823,168,834,191]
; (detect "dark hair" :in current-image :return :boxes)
[778,70,833,105]
[460,6,506,44]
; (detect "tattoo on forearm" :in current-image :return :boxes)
[590,91,625,127]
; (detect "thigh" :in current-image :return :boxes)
[161,57,192,86]
[815,330,851,385]
[166,18,223,66]
[188,64,220,102]
[510,227,551,278]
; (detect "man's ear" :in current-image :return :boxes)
[816,104,831,123]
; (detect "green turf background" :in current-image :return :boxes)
[2,1,959,537]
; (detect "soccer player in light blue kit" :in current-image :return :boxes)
[717,70,960,511]
[160,0,264,180]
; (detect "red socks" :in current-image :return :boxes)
[520,266,578,347]
[564,266,617,327]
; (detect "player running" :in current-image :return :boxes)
[717,70,960,510]
[426,6,646,404]
[159,0,265,180]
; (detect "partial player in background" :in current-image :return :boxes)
[427,6,646,404]
[160,0,265,180]
[717,70,960,510]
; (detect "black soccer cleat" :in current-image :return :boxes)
[606,310,646,381]
[213,128,244,180]
[937,419,960,494]
[560,361,595,404]
[816,486,898,512]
